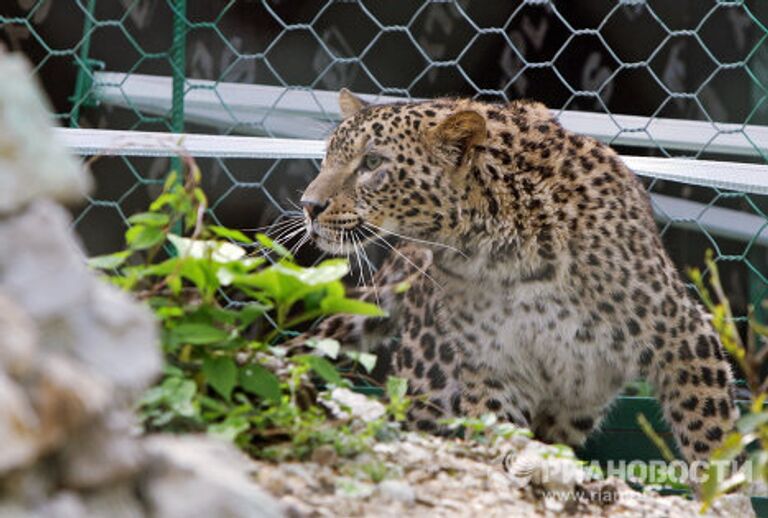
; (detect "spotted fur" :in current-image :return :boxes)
[297,89,738,463]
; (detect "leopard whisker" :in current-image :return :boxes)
[311,251,328,267]
[289,232,311,257]
[350,230,366,290]
[353,227,379,276]
[360,224,444,293]
[239,215,303,234]
[273,225,306,251]
[364,221,468,259]
[269,219,306,244]
[355,228,381,307]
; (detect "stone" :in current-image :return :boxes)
[0,200,161,396]
[81,485,145,518]
[32,354,111,444]
[310,445,337,466]
[0,371,41,473]
[0,292,37,376]
[322,388,386,423]
[0,52,90,214]
[711,494,756,517]
[143,435,284,518]
[0,353,109,475]
[377,480,415,505]
[36,492,87,518]
[59,411,146,489]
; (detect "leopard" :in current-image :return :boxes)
[295,88,738,464]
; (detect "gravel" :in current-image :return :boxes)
[253,431,755,517]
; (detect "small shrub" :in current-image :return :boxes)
[89,160,408,460]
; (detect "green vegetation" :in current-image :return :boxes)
[89,161,408,461]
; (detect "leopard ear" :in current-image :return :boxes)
[426,110,486,167]
[339,88,368,118]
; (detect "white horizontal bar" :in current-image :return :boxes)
[556,110,768,158]
[55,127,768,195]
[621,156,768,196]
[92,72,768,156]
[55,127,768,245]
[57,128,325,160]
[651,193,768,247]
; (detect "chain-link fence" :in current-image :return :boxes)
[3,0,768,320]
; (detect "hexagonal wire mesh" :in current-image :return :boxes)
[3,0,768,324]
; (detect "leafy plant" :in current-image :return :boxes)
[688,250,768,509]
[89,160,407,460]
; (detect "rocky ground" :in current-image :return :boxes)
[253,428,754,517]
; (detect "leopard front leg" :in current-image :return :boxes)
[458,361,535,429]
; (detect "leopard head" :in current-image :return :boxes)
[300,89,486,254]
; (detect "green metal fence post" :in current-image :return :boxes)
[170,0,187,176]
[70,0,97,128]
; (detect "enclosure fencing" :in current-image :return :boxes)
[3,0,768,319]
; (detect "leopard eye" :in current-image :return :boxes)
[360,153,384,172]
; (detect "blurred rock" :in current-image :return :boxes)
[0,200,161,397]
[377,480,415,505]
[143,435,284,518]
[0,51,283,518]
[0,53,91,214]
[0,293,37,376]
[59,412,146,490]
[0,370,40,473]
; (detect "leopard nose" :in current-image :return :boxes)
[301,199,329,220]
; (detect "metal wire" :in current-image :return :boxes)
[2,0,768,320]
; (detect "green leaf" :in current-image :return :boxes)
[240,364,281,402]
[394,281,411,294]
[163,170,179,191]
[208,415,249,441]
[308,338,340,359]
[179,259,208,290]
[256,233,293,259]
[170,323,230,345]
[321,297,386,317]
[127,212,170,226]
[87,251,131,270]
[128,257,179,278]
[237,303,269,328]
[149,192,174,212]
[209,226,253,243]
[275,259,349,286]
[203,356,237,401]
[163,377,198,417]
[233,268,287,301]
[386,376,408,400]
[179,259,219,296]
[345,351,377,373]
[296,355,344,386]
[155,306,184,319]
[737,412,768,434]
[126,224,166,250]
